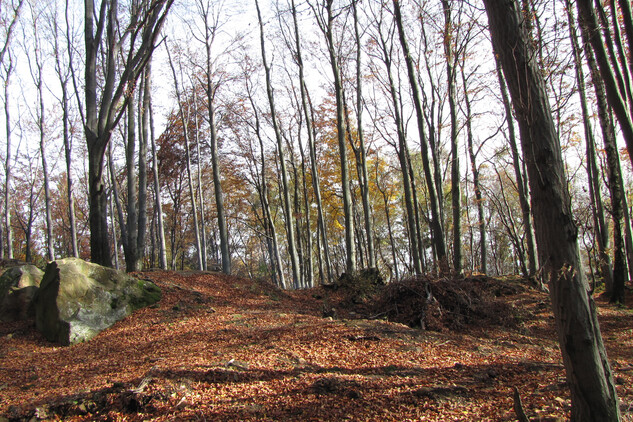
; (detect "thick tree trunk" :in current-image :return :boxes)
[83,0,171,267]
[485,1,620,420]
[125,99,140,271]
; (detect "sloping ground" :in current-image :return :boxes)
[0,271,632,421]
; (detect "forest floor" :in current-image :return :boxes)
[1,270,632,421]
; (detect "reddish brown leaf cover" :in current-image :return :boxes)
[1,271,632,421]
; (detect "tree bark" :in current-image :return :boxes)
[352,0,375,269]
[3,54,14,260]
[193,88,208,271]
[485,1,620,420]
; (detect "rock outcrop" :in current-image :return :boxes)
[35,258,161,345]
[0,264,44,320]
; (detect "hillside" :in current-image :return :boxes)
[1,271,632,421]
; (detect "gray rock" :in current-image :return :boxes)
[35,258,161,345]
[0,265,44,321]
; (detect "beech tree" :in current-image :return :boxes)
[392,0,447,272]
[311,0,357,275]
[25,0,54,262]
[0,0,23,260]
[82,0,172,267]
[256,0,301,287]
[484,0,620,420]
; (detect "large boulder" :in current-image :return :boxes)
[0,265,44,320]
[35,258,161,346]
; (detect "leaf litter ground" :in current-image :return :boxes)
[1,271,632,421]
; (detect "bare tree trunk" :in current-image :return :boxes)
[393,0,447,272]
[577,0,633,169]
[256,0,301,287]
[352,0,375,269]
[324,0,356,274]
[485,1,620,420]
[460,59,486,274]
[373,16,422,275]
[495,57,538,278]
[137,67,150,270]
[149,88,167,269]
[442,0,462,273]
[27,13,55,262]
[3,54,14,260]
[195,0,230,274]
[125,99,139,271]
[193,88,208,271]
[83,0,172,267]
[166,45,203,270]
[566,1,613,292]
[578,12,628,303]
[291,0,332,284]
[51,15,79,258]
[298,135,314,287]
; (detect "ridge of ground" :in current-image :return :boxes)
[1,270,632,421]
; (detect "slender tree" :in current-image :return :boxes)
[166,43,204,271]
[392,0,447,271]
[26,2,55,261]
[193,0,230,274]
[577,0,633,170]
[312,0,356,274]
[149,76,167,269]
[256,0,301,287]
[290,0,332,283]
[442,0,462,273]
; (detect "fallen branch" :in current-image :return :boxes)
[513,386,529,422]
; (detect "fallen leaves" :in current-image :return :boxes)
[0,270,632,421]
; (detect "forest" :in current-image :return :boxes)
[1,0,633,420]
